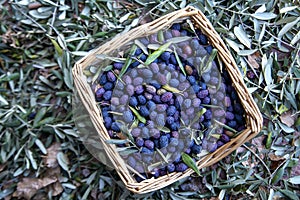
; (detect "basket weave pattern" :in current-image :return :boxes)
[72,6,263,193]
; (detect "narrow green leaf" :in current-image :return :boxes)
[251,12,277,20]
[26,150,37,170]
[214,119,238,133]
[158,126,171,133]
[203,49,218,73]
[262,54,272,85]
[278,121,295,133]
[134,39,148,55]
[234,26,251,48]
[291,31,300,45]
[106,139,129,145]
[50,38,63,56]
[57,152,69,172]
[145,41,172,65]
[119,45,137,78]
[280,6,299,13]
[278,17,300,39]
[265,132,272,149]
[33,107,47,127]
[35,139,47,154]
[288,175,300,184]
[158,30,164,43]
[96,54,126,63]
[118,148,138,156]
[174,47,186,76]
[162,84,183,94]
[0,73,20,82]
[156,148,169,163]
[166,36,190,44]
[182,153,200,176]
[190,108,207,126]
[271,162,288,184]
[36,117,55,127]
[279,189,300,200]
[129,106,146,124]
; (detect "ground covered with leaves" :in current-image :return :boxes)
[0,0,299,199]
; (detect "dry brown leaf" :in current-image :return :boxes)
[13,167,63,199]
[268,153,285,161]
[43,142,61,168]
[13,177,57,199]
[49,181,64,196]
[44,167,63,196]
[247,52,261,69]
[280,110,296,127]
[268,153,285,171]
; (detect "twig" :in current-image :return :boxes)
[11,3,47,32]
[242,144,272,177]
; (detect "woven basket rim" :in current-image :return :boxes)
[72,6,263,194]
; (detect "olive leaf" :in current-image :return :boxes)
[119,45,137,78]
[182,153,200,176]
[106,139,129,145]
[145,41,172,65]
[173,47,186,76]
[129,106,146,124]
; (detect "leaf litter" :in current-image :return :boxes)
[0,0,300,199]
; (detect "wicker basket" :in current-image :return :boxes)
[72,6,263,193]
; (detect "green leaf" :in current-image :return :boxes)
[145,41,172,65]
[280,6,299,13]
[106,139,129,145]
[162,84,183,94]
[166,36,190,44]
[134,39,148,55]
[277,104,289,115]
[0,72,20,82]
[35,139,47,154]
[50,38,63,56]
[158,126,171,133]
[57,152,69,172]
[174,47,186,76]
[158,30,164,43]
[262,54,272,85]
[278,121,295,133]
[35,117,55,127]
[129,106,146,124]
[279,189,300,200]
[33,107,47,127]
[119,45,137,78]
[288,175,300,184]
[278,17,300,39]
[182,153,200,176]
[118,148,138,156]
[271,161,289,184]
[214,119,238,133]
[234,25,251,48]
[251,12,277,20]
[265,132,272,149]
[203,49,218,73]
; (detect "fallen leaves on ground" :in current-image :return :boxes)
[13,177,57,199]
[268,153,285,171]
[42,142,61,168]
[280,110,296,127]
[13,167,63,199]
[247,52,261,69]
